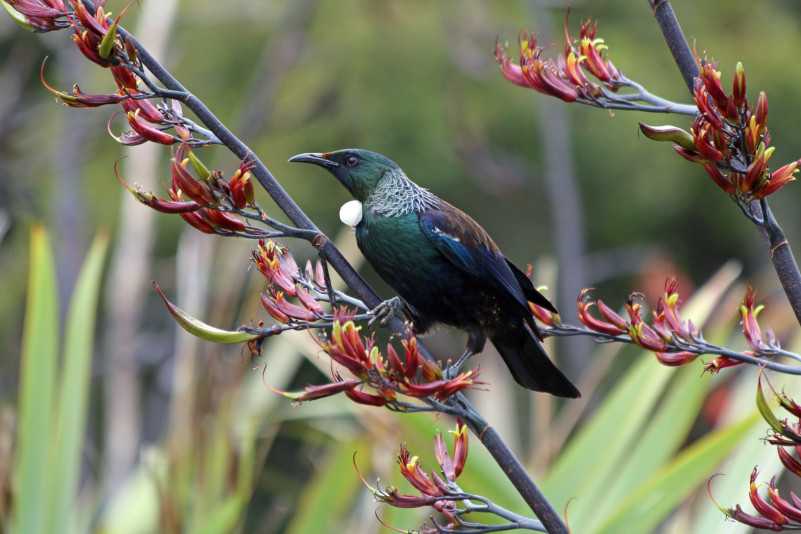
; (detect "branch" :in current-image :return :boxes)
[757,200,801,326]
[649,0,699,92]
[543,323,801,375]
[455,398,568,534]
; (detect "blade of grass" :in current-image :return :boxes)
[593,412,761,534]
[196,497,246,534]
[571,360,710,531]
[48,230,109,533]
[284,438,370,534]
[542,354,675,510]
[14,225,59,534]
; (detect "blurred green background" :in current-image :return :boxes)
[2,0,801,532]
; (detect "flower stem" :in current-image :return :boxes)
[649,0,699,92]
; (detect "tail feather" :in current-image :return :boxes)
[490,325,580,398]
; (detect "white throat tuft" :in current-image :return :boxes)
[339,200,363,227]
[368,168,438,217]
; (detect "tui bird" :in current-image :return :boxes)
[289,149,580,398]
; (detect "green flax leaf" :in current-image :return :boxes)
[14,225,59,534]
[154,282,259,343]
[48,230,109,533]
[756,374,785,435]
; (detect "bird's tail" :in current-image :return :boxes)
[490,325,580,398]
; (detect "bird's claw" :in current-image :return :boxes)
[368,296,404,327]
[444,349,473,380]
[443,364,459,381]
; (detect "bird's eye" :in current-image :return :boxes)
[346,156,358,166]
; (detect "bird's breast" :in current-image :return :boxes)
[355,212,506,333]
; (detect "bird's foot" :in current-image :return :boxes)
[444,349,473,380]
[368,296,404,328]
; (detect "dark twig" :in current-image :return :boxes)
[758,200,801,325]
[648,0,699,92]
[543,323,801,374]
[455,397,566,534]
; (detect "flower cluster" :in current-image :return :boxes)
[9,0,128,71]
[273,312,481,408]
[12,2,318,241]
[361,421,471,532]
[2,0,69,31]
[717,468,801,531]
[116,144,260,235]
[495,15,620,103]
[253,239,327,323]
[7,0,215,147]
[578,280,699,367]
[705,287,783,374]
[576,280,783,373]
[714,377,801,530]
[642,54,798,203]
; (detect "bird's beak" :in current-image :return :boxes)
[288,152,339,168]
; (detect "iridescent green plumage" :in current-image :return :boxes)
[290,149,579,397]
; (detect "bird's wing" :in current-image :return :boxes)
[418,208,530,314]
[505,259,558,314]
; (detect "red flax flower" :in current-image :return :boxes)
[577,288,628,336]
[357,420,469,533]
[579,280,701,367]
[741,287,769,352]
[119,89,165,124]
[252,239,301,297]
[229,159,256,209]
[572,18,619,84]
[435,419,468,480]
[702,355,744,374]
[643,52,798,202]
[525,265,559,327]
[703,287,782,374]
[65,0,137,67]
[40,59,124,107]
[114,159,201,214]
[3,0,68,31]
[271,312,482,407]
[626,294,669,352]
[713,468,801,531]
[124,109,178,145]
[495,14,620,103]
[261,288,316,323]
[116,147,260,237]
[254,241,325,323]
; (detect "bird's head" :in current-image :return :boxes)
[288,148,400,202]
